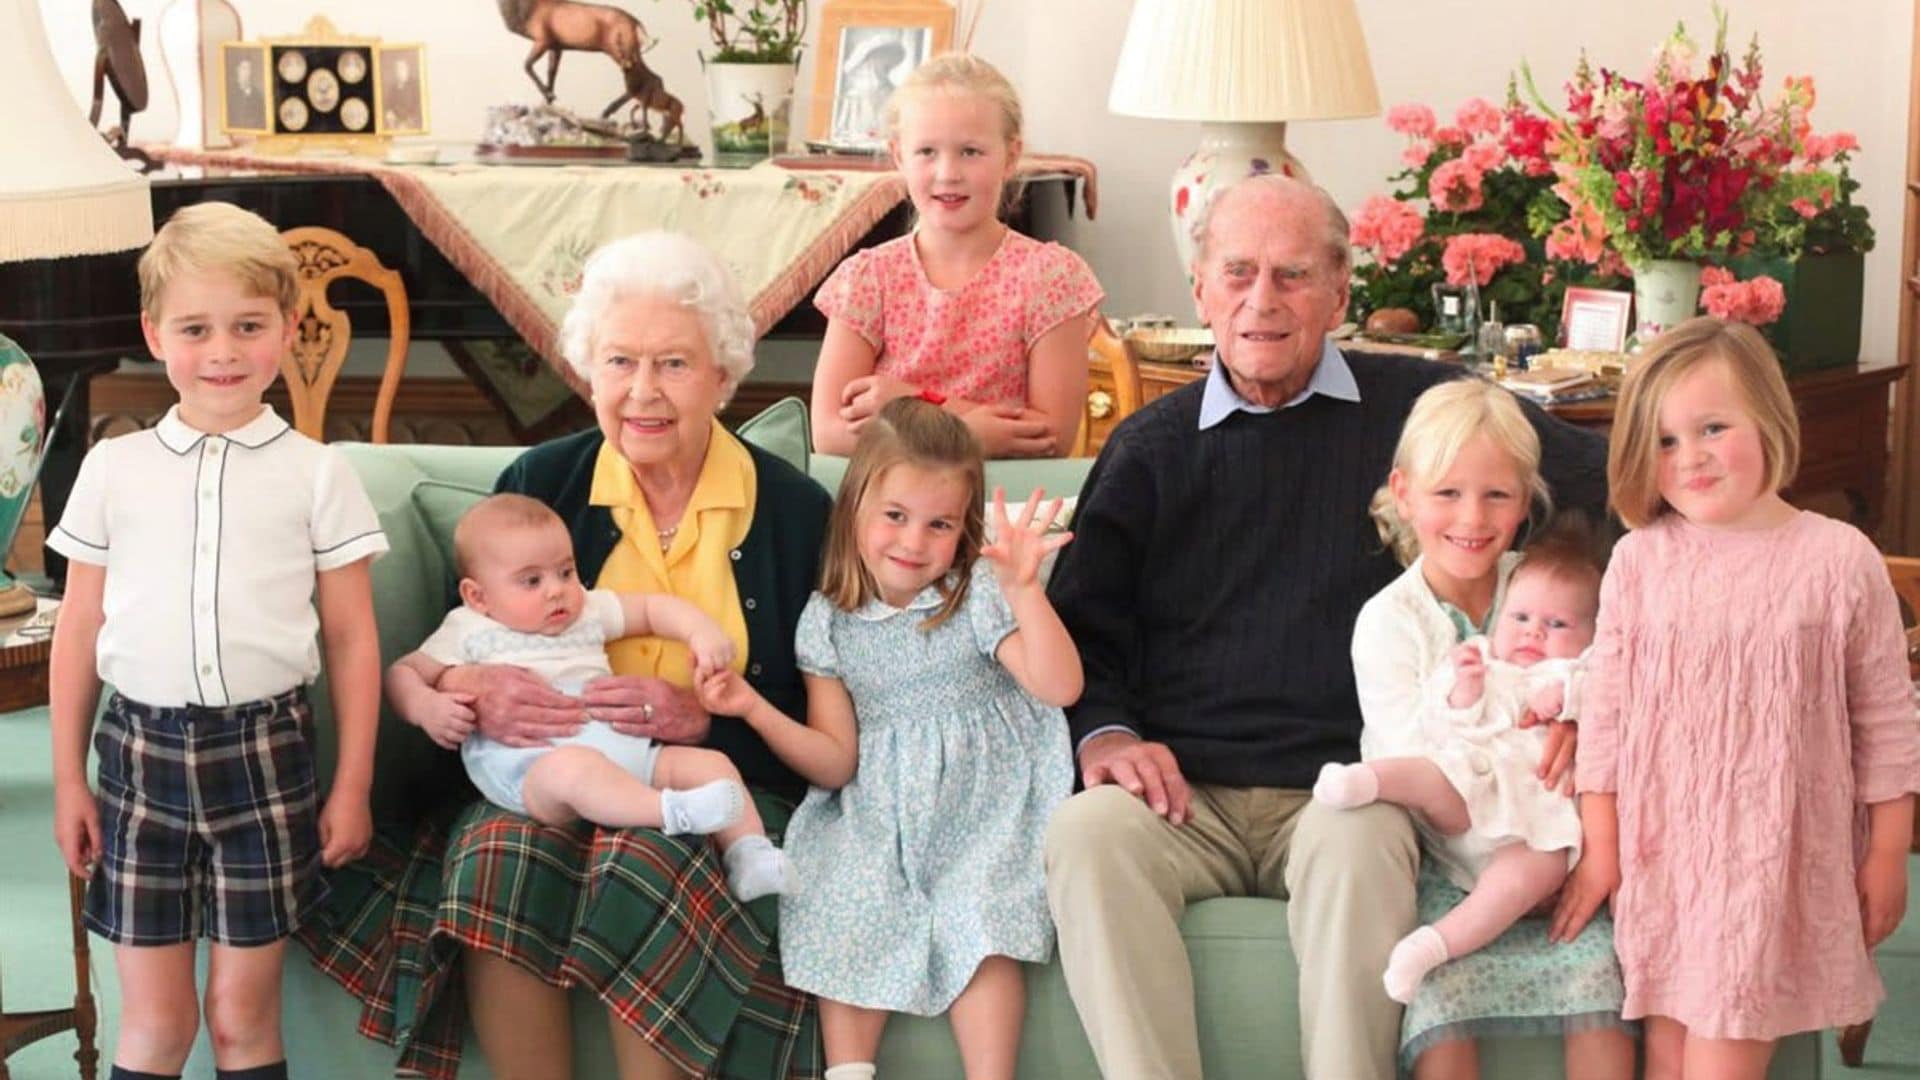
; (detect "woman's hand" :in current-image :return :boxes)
[838,372,916,425]
[1550,843,1619,942]
[439,663,585,749]
[981,487,1072,593]
[964,404,1057,458]
[52,780,102,879]
[1860,846,1910,949]
[583,675,711,744]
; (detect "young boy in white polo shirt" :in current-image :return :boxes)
[47,201,388,1080]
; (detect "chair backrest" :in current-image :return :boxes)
[281,226,410,443]
[1885,556,1920,676]
[1072,316,1142,457]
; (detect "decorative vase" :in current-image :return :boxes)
[0,334,47,616]
[1629,258,1704,344]
[1727,251,1865,374]
[703,60,794,167]
[1168,122,1307,280]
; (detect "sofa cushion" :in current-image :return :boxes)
[411,478,493,578]
[735,395,810,475]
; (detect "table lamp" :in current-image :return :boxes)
[1108,0,1380,274]
[0,0,154,615]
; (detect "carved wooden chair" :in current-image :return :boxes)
[1073,317,1141,457]
[280,227,410,443]
[1836,554,1920,1068]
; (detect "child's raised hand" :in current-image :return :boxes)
[980,487,1072,591]
[695,666,761,720]
[1447,643,1486,707]
[688,628,737,677]
[52,781,102,879]
[420,690,478,750]
[1860,846,1910,949]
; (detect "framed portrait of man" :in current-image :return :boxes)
[220,42,270,134]
[809,0,953,149]
[376,43,429,136]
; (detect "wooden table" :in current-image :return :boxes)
[0,597,55,713]
[1084,354,1910,535]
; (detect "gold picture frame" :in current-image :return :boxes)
[374,43,429,137]
[219,41,270,135]
[221,16,401,154]
[809,0,953,149]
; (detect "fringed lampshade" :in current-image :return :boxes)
[0,0,154,614]
[1109,0,1379,274]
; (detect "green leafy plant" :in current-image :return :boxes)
[682,0,808,63]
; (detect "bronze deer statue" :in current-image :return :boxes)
[601,45,685,143]
[496,0,647,104]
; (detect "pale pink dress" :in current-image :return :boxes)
[814,230,1104,406]
[1577,511,1920,1039]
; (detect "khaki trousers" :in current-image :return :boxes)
[1044,783,1418,1080]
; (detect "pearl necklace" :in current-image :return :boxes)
[656,523,679,552]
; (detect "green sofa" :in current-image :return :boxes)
[184,409,1820,1079]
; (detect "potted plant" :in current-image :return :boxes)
[1733,129,1875,371]
[674,0,808,164]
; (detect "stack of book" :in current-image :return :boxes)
[1495,366,1597,403]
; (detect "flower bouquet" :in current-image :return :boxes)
[1348,85,1629,338]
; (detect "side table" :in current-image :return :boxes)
[0,597,99,1080]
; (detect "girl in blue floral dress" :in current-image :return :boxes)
[696,397,1079,1080]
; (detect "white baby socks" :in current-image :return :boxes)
[723,835,791,901]
[660,779,745,835]
[1311,762,1380,809]
[1383,925,1451,1004]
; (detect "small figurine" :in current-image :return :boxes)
[601,46,685,144]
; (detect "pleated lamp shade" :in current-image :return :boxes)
[1108,0,1379,272]
[0,0,154,263]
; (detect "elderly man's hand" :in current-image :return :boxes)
[440,664,585,749]
[585,676,711,744]
[1080,731,1192,826]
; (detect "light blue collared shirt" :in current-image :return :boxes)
[1196,338,1361,430]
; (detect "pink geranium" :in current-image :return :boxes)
[1801,131,1859,164]
[1700,273,1786,325]
[1463,140,1507,172]
[1455,97,1503,138]
[1350,195,1427,263]
[1433,126,1469,148]
[1387,103,1438,139]
[1441,233,1527,286]
[1402,142,1433,168]
[1429,159,1486,212]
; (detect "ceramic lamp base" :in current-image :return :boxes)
[1168,121,1308,279]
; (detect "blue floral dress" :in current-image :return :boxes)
[778,561,1073,1015]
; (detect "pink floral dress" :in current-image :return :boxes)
[814,230,1104,406]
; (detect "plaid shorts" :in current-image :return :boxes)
[86,688,326,947]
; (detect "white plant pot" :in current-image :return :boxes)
[1630,258,1703,344]
[704,60,795,166]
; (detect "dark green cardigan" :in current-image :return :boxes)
[496,428,831,801]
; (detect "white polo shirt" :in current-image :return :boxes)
[49,406,389,708]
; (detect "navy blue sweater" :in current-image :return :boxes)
[1046,353,1608,790]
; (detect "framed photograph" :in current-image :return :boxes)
[376,43,429,136]
[220,42,270,135]
[1560,287,1633,353]
[809,0,953,149]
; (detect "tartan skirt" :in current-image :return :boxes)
[299,791,820,1080]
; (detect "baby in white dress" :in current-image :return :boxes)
[1319,534,1601,1002]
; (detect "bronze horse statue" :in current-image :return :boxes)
[601,47,685,144]
[496,0,646,104]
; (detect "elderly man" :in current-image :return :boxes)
[1043,174,1608,1079]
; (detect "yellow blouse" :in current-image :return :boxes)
[589,418,756,687]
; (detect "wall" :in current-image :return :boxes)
[37,0,1914,369]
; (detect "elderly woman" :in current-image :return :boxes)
[325,232,827,1080]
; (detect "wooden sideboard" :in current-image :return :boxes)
[1083,351,1909,535]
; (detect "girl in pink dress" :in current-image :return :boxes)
[1555,317,1919,1078]
[810,54,1104,458]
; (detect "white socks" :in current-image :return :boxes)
[823,1065,876,1080]
[724,835,791,901]
[1311,762,1380,809]
[1383,925,1450,1004]
[660,779,745,835]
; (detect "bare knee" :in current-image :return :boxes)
[656,745,740,788]
[204,977,282,1059]
[119,995,201,1067]
[522,746,607,824]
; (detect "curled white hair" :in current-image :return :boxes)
[558,231,757,399]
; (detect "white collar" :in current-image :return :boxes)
[154,405,292,454]
[850,577,954,622]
